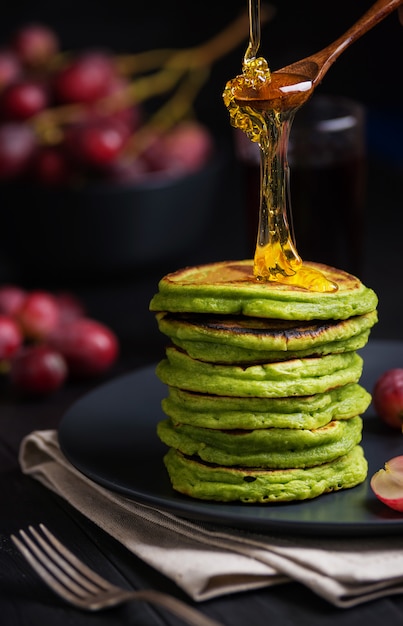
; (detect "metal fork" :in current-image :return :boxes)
[11,524,224,626]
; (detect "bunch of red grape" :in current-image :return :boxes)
[0,23,214,186]
[0,284,119,395]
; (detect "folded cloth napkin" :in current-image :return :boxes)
[19,429,403,608]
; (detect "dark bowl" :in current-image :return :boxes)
[0,143,237,283]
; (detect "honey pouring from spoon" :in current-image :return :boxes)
[224,0,403,290]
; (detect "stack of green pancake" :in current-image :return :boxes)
[149,259,378,504]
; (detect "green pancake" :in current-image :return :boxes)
[151,258,377,504]
[162,445,368,503]
[156,347,363,398]
[156,310,377,363]
[157,415,363,468]
[170,330,369,363]
[162,383,371,430]
[150,260,378,321]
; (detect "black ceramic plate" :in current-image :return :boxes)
[59,340,403,536]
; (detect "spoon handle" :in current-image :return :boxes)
[283,0,403,83]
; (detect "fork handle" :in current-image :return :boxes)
[125,589,223,626]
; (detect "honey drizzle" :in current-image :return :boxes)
[223,0,338,293]
[244,0,260,62]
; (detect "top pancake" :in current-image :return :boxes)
[149,260,378,320]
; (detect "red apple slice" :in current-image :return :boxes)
[370,456,403,512]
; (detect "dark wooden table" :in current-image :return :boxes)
[3,335,403,626]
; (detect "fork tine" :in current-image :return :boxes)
[36,524,112,592]
[11,530,89,606]
[25,525,104,595]
[12,525,225,626]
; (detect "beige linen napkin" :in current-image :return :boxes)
[19,429,403,608]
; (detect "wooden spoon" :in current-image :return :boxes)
[263,0,403,110]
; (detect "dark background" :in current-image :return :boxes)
[1,7,403,626]
[0,0,402,353]
[1,0,403,118]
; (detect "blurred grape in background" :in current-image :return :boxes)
[0,0,253,285]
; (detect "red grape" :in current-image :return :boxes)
[0,285,26,315]
[0,22,214,195]
[0,315,23,361]
[373,369,403,430]
[10,344,67,395]
[0,122,37,179]
[0,49,22,90]
[106,154,148,183]
[11,23,59,68]
[64,118,128,169]
[0,80,49,120]
[162,121,214,171]
[99,75,142,134]
[143,121,213,175]
[55,292,86,323]
[53,52,117,104]
[17,291,60,340]
[29,145,73,186]
[0,278,119,392]
[49,318,119,377]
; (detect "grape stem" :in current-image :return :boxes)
[30,4,276,148]
[125,68,211,157]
